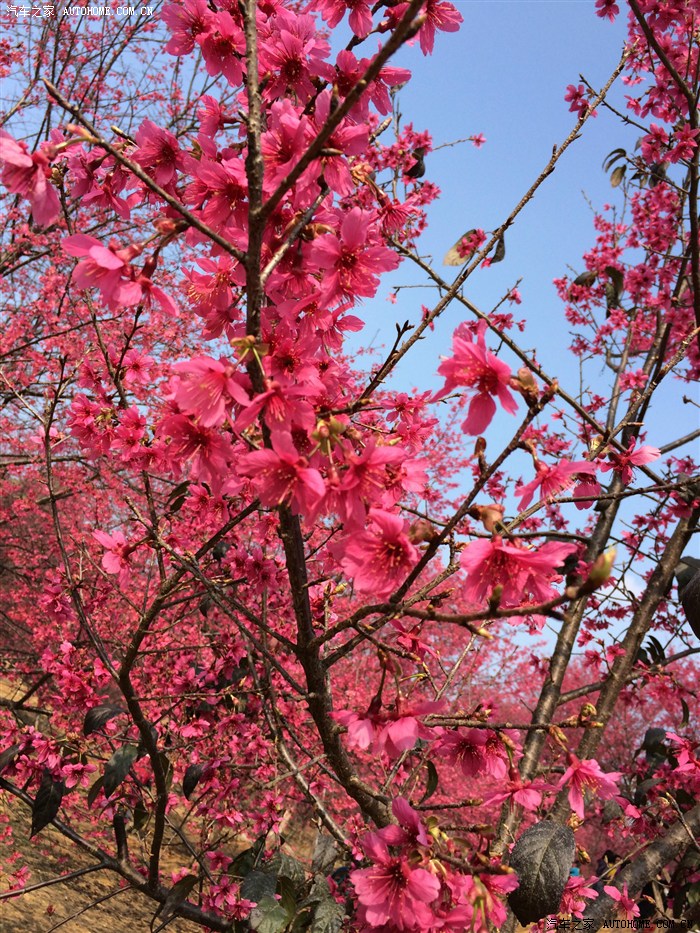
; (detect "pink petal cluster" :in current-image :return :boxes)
[438,728,509,779]
[603,883,640,920]
[310,207,400,303]
[93,529,133,586]
[436,321,517,434]
[460,535,576,607]
[600,438,660,485]
[0,131,60,226]
[339,509,419,598]
[352,832,440,930]
[333,700,442,759]
[516,457,599,510]
[63,235,142,309]
[237,435,326,518]
[172,356,248,427]
[557,753,622,819]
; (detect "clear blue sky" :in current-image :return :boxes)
[365,0,629,375]
[352,2,700,458]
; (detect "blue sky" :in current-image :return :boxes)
[365,0,629,374]
[351,2,700,463]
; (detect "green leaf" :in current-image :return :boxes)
[135,721,158,760]
[310,897,345,933]
[289,907,314,932]
[491,234,506,264]
[277,875,298,917]
[153,873,199,930]
[0,743,21,774]
[420,760,439,804]
[602,148,626,172]
[249,894,293,933]
[508,822,575,924]
[166,481,191,515]
[268,851,306,885]
[675,787,695,809]
[103,744,138,799]
[646,635,666,664]
[157,750,173,792]
[183,762,205,800]
[241,869,278,904]
[83,704,124,737]
[311,834,337,876]
[681,697,690,728]
[87,775,105,808]
[230,834,267,877]
[610,164,626,187]
[304,874,332,906]
[30,770,65,838]
[133,797,150,834]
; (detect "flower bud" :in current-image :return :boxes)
[471,503,505,533]
[587,547,616,588]
[408,518,437,543]
[517,366,537,389]
[153,216,186,236]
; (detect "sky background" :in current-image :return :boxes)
[349,0,700,478]
[363,0,629,377]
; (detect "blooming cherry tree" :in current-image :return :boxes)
[0,1,699,932]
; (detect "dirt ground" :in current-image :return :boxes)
[0,802,201,933]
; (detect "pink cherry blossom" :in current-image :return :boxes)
[133,119,187,188]
[600,438,661,485]
[436,321,517,434]
[339,509,419,598]
[595,0,619,20]
[162,0,213,55]
[603,883,640,920]
[515,457,599,510]
[333,50,411,120]
[93,529,133,586]
[332,706,379,751]
[438,728,508,780]
[382,797,431,847]
[460,536,575,607]
[560,873,599,919]
[666,732,700,773]
[389,0,463,56]
[459,871,519,933]
[310,207,400,302]
[565,84,592,117]
[173,356,248,427]
[159,413,234,487]
[62,235,141,309]
[558,754,622,819]
[0,131,60,226]
[351,833,440,931]
[375,702,442,759]
[237,435,326,518]
[485,768,554,811]
[668,123,700,162]
[311,0,373,39]
[198,11,245,86]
